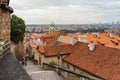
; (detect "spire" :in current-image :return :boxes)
[50,22,55,28]
[49,22,55,34]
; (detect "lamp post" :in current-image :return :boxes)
[57,52,60,75]
[57,52,60,67]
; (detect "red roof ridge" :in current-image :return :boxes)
[64,42,120,80]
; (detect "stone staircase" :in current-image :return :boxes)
[23,61,63,80]
[29,71,63,80]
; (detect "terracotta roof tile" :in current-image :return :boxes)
[29,44,37,48]
[60,32,67,36]
[38,46,45,53]
[44,44,72,57]
[64,42,120,80]
[86,33,120,49]
[31,34,43,39]
[44,37,57,44]
[39,32,59,44]
[46,41,70,46]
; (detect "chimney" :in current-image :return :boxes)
[44,33,47,38]
[71,35,75,45]
[97,32,100,38]
[36,38,40,45]
[88,41,95,51]
[92,33,97,38]
[110,32,114,38]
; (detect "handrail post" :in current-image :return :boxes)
[57,52,60,75]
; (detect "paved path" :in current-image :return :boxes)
[23,61,63,80]
[23,61,43,72]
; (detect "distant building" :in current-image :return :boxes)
[49,22,55,34]
[57,35,78,45]
[37,42,72,66]
[75,32,120,49]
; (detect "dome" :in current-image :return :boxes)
[49,26,55,30]
[49,22,55,31]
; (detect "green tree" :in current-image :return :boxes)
[11,15,26,44]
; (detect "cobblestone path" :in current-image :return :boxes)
[23,61,63,80]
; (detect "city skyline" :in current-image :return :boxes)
[10,0,120,24]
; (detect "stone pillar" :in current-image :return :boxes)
[0,1,13,42]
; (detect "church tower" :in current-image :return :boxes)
[49,22,55,34]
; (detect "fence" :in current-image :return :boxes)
[0,41,10,58]
[43,63,101,80]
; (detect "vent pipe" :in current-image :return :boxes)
[97,32,100,38]
[88,41,95,51]
[110,32,114,38]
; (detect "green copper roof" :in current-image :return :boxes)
[49,22,55,30]
[49,27,55,30]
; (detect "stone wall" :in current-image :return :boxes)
[0,9,11,42]
[62,61,103,80]
[0,1,13,43]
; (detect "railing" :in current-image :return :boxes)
[43,63,103,80]
[0,41,10,58]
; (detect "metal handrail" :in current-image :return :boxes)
[43,63,98,80]
[0,41,10,57]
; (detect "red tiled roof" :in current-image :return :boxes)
[74,33,79,39]
[39,32,59,44]
[46,41,70,46]
[60,32,67,36]
[31,34,43,39]
[38,46,45,53]
[30,32,59,39]
[45,31,59,38]
[44,37,57,44]
[29,44,37,48]
[64,42,120,80]
[86,33,120,49]
[44,44,72,57]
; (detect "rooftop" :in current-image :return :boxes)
[38,43,72,57]
[64,42,120,80]
[57,35,78,45]
[75,32,120,49]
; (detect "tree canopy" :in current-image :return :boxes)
[11,15,26,44]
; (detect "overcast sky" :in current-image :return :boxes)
[10,0,120,24]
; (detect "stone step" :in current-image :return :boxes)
[28,71,63,80]
[23,61,63,80]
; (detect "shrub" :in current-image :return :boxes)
[49,61,58,66]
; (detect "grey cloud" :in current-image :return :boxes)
[10,0,120,24]
[10,0,120,10]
